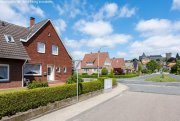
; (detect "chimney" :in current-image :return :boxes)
[30,17,35,27]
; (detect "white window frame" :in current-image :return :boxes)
[0,64,9,82]
[52,45,58,55]
[64,67,67,73]
[86,62,93,65]
[4,34,15,43]
[57,67,61,73]
[37,42,45,53]
[24,64,42,76]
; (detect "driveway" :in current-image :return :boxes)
[118,74,180,95]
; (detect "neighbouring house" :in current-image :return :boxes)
[80,52,111,75]
[125,60,135,73]
[0,17,72,88]
[111,58,125,74]
[0,21,30,88]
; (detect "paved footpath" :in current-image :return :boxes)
[30,84,128,121]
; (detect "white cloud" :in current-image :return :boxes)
[56,0,85,18]
[0,2,45,26]
[54,19,67,34]
[129,19,180,58]
[71,50,87,60]
[130,35,180,57]
[84,34,131,48]
[136,19,180,37]
[117,51,127,57]
[64,38,82,49]
[172,0,180,10]
[94,3,118,20]
[75,20,113,37]
[119,5,137,18]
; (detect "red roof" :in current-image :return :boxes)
[111,58,125,69]
[81,52,109,68]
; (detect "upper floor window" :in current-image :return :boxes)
[4,35,15,43]
[37,42,45,53]
[52,45,58,55]
[0,64,9,82]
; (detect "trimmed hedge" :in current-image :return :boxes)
[27,80,48,89]
[0,80,102,119]
[80,74,139,78]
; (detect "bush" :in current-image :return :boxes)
[91,73,98,76]
[101,67,108,75]
[66,74,84,84]
[82,73,88,75]
[27,81,48,89]
[0,80,102,119]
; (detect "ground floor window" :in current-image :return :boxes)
[0,64,9,81]
[64,67,67,73]
[24,64,42,76]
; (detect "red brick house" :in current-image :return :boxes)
[0,17,72,88]
[80,52,111,75]
[111,58,125,74]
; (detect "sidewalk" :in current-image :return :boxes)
[30,83,128,121]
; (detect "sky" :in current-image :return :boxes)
[0,0,180,60]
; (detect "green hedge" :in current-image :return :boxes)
[27,80,48,89]
[80,74,139,78]
[0,80,102,119]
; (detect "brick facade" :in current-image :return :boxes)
[0,58,24,89]
[23,21,72,83]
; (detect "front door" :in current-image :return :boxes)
[47,65,54,81]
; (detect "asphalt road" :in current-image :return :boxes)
[68,92,180,121]
[68,74,180,121]
[118,74,180,95]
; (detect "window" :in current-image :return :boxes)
[0,64,9,81]
[57,67,61,73]
[86,62,93,65]
[24,64,42,76]
[37,42,45,53]
[84,69,89,73]
[64,67,67,73]
[52,45,58,55]
[4,35,15,43]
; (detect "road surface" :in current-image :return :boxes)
[68,74,180,121]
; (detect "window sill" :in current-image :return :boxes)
[24,74,42,76]
[0,79,9,82]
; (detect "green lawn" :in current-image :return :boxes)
[0,88,27,94]
[146,75,180,82]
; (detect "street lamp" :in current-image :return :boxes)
[97,46,106,78]
[74,60,81,101]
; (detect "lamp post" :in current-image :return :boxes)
[98,47,106,78]
[74,60,81,101]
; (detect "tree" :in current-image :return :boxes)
[146,60,158,72]
[176,60,180,74]
[101,67,108,75]
[66,73,83,84]
[138,63,142,75]
[176,53,180,60]
[109,69,114,78]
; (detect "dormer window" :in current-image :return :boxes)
[4,35,15,43]
[86,62,93,65]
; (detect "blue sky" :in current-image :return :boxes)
[0,0,180,60]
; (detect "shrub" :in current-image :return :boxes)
[27,81,48,89]
[91,73,98,76]
[82,73,88,75]
[0,80,102,119]
[101,67,108,75]
[66,74,84,84]
[109,69,114,78]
